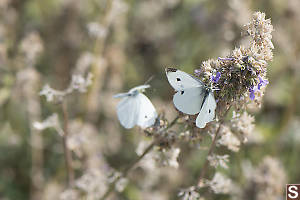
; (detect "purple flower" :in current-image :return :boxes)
[194,69,202,76]
[257,76,269,90]
[246,65,256,75]
[249,87,256,100]
[249,76,269,100]
[211,72,221,83]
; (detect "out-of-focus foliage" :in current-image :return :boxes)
[0,0,299,199]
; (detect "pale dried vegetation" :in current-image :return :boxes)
[1,0,300,200]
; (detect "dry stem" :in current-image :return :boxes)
[197,107,231,186]
[100,115,180,200]
[62,101,74,186]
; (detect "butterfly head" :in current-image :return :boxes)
[129,84,151,96]
[165,67,178,73]
[129,90,140,96]
[206,84,220,93]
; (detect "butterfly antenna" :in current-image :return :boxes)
[144,75,155,85]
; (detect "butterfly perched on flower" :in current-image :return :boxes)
[165,68,217,128]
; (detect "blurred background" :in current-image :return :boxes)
[0,0,300,199]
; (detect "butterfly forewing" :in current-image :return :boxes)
[113,92,130,98]
[166,68,207,115]
[129,84,150,94]
[165,68,204,91]
[116,96,140,129]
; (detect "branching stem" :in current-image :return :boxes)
[197,107,231,186]
[100,115,180,200]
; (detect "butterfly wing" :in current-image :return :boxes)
[136,93,157,128]
[166,68,206,115]
[196,91,217,128]
[114,85,150,98]
[116,96,139,129]
[173,87,206,114]
[165,68,204,91]
[113,92,130,98]
[129,84,150,93]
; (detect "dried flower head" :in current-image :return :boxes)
[155,147,181,168]
[87,22,108,39]
[230,111,255,143]
[75,169,107,199]
[40,73,93,102]
[195,12,273,109]
[20,32,44,66]
[136,141,181,169]
[69,73,93,93]
[240,157,286,200]
[178,186,200,200]
[59,189,79,200]
[33,113,64,136]
[217,125,241,152]
[115,177,128,192]
[206,172,233,194]
[207,154,230,169]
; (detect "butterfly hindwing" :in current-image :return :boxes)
[196,91,217,128]
[173,87,206,114]
[136,93,158,128]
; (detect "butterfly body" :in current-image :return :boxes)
[165,68,217,128]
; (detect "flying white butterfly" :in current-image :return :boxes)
[114,85,158,129]
[165,68,217,128]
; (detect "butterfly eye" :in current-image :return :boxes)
[181,91,184,95]
[176,78,181,81]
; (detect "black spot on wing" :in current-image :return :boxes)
[208,109,211,113]
[181,91,184,95]
[176,78,181,81]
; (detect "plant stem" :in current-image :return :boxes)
[100,115,180,200]
[197,107,231,186]
[167,115,181,129]
[197,124,222,186]
[62,101,74,186]
[100,142,155,200]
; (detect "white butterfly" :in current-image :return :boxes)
[114,85,158,129]
[165,68,217,128]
